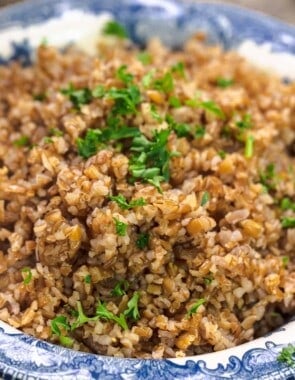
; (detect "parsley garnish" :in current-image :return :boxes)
[71,301,96,330]
[201,191,210,206]
[102,20,128,39]
[43,137,53,144]
[236,114,252,130]
[204,273,214,285]
[51,315,74,348]
[113,217,128,236]
[96,301,128,330]
[142,69,155,88]
[21,267,32,285]
[259,163,276,191]
[168,96,181,108]
[13,136,30,147]
[166,115,191,137]
[61,83,92,109]
[49,128,63,137]
[153,72,174,93]
[124,291,140,320]
[195,125,206,139]
[245,135,255,158]
[280,197,295,212]
[111,280,129,296]
[218,150,226,159]
[282,256,289,268]
[77,129,105,158]
[106,85,141,115]
[171,62,185,77]
[137,52,152,65]
[150,104,163,122]
[84,274,91,284]
[109,194,146,210]
[116,65,134,85]
[277,344,295,366]
[187,99,225,119]
[216,77,234,88]
[136,232,150,249]
[187,299,206,317]
[281,217,295,229]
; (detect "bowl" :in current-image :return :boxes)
[0,1,295,379]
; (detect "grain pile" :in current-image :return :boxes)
[0,32,294,358]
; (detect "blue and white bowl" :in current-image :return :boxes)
[0,1,295,379]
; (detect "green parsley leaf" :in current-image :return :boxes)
[147,175,165,194]
[109,194,146,210]
[71,301,96,330]
[277,344,295,366]
[171,62,185,77]
[92,85,106,98]
[259,163,276,191]
[77,129,104,159]
[13,136,30,147]
[281,217,295,229]
[187,298,206,317]
[136,232,150,249]
[201,191,210,206]
[61,83,92,109]
[51,315,71,336]
[111,279,129,296]
[84,274,91,284]
[59,335,74,347]
[153,72,174,93]
[218,150,226,159]
[150,104,163,122]
[236,114,252,130]
[21,267,32,285]
[43,137,53,144]
[116,65,134,85]
[216,77,234,88]
[195,125,206,139]
[199,100,225,119]
[102,20,128,39]
[282,256,289,268]
[49,128,63,137]
[137,52,152,65]
[204,273,214,285]
[168,96,181,108]
[33,93,47,101]
[245,135,255,158]
[113,217,128,236]
[96,300,128,330]
[106,85,141,115]
[280,197,295,212]
[166,115,190,137]
[124,291,140,320]
[142,69,155,88]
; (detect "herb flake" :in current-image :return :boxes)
[113,217,128,236]
[21,267,32,285]
[187,299,206,317]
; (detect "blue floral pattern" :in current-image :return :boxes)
[0,1,295,379]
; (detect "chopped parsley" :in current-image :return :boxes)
[113,217,128,236]
[116,65,134,85]
[216,77,234,88]
[277,344,295,366]
[137,52,152,65]
[204,273,214,285]
[218,150,226,159]
[153,72,174,93]
[171,62,185,77]
[280,197,295,212]
[150,104,163,122]
[77,129,105,158]
[21,267,32,285]
[71,301,97,330]
[13,136,30,147]
[245,135,255,158]
[84,274,91,284]
[236,114,252,130]
[201,191,210,206]
[51,315,73,347]
[168,96,182,108]
[129,128,171,192]
[49,128,63,137]
[43,137,53,144]
[96,301,128,330]
[142,69,155,88]
[187,99,225,120]
[259,163,276,191]
[106,85,141,116]
[281,217,295,229]
[195,125,206,139]
[136,232,150,249]
[124,291,140,321]
[111,279,129,296]
[166,115,191,138]
[102,20,128,39]
[109,194,146,210]
[61,83,92,109]
[282,256,289,268]
[187,298,206,318]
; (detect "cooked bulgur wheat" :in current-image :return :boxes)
[0,34,294,359]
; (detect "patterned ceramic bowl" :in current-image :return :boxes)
[0,1,294,379]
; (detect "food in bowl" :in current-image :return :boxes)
[0,22,294,359]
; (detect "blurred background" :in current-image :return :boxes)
[0,0,294,24]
